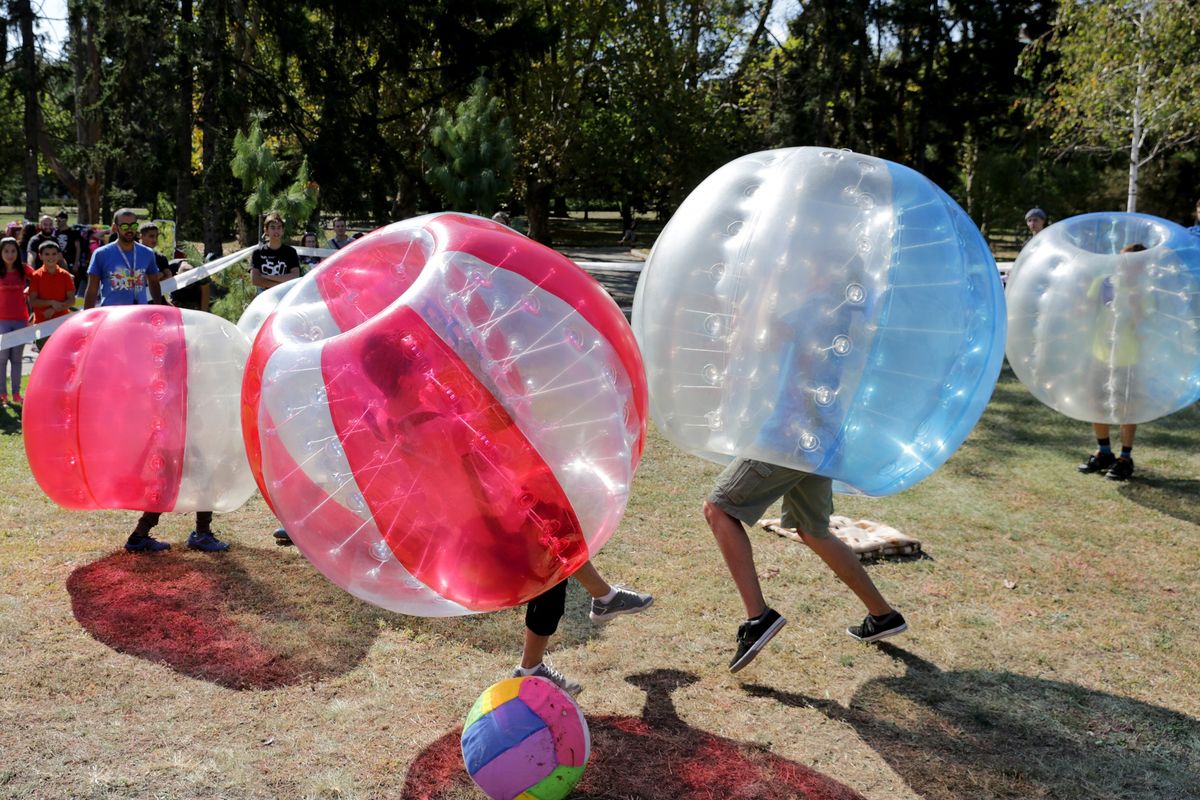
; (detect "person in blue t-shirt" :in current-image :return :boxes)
[83,208,164,308]
[1188,198,1200,239]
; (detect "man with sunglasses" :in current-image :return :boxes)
[83,208,164,309]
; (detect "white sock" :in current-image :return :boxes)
[515,664,540,676]
[598,587,619,603]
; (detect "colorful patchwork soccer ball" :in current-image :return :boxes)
[461,676,590,800]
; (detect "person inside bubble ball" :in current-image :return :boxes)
[1077,242,1150,482]
[1025,208,1048,240]
[703,462,907,673]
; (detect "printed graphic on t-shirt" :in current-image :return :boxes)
[109,267,147,292]
[257,252,290,277]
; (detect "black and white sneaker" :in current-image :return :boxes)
[590,586,654,623]
[729,608,787,673]
[514,661,582,697]
[1078,451,1116,474]
[847,610,907,643]
[1105,456,1134,481]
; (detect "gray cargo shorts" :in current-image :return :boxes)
[707,457,834,538]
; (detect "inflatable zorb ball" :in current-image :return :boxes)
[1006,212,1200,423]
[633,147,1005,496]
[236,279,300,340]
[243,213,647,616]
[462,676,589,800]
[24,307,255,512]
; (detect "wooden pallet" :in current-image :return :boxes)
[760,516,922,560]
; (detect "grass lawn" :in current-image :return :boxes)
[0,368,1198,800]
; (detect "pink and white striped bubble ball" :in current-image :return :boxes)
[241,213,648,616]
[24,306,256,513]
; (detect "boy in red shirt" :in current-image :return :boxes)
[29,240,75,331]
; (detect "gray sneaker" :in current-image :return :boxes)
[590,586,654,623]
[513,662,582,697]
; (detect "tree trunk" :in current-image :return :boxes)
[200,0,231,258]
[525,174,553,245]
[68,0,102,224]
[15,0,41,220]
[175,0,195,237]
[1127,56,1145,213]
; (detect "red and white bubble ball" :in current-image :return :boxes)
[242,213,647,616]
[24,306,256,513]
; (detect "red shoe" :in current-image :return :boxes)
[10,393,22,405]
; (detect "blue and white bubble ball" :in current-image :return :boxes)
[632,147,1006,496]
[1006,212,1200,424]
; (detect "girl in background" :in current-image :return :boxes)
[0,237,34,405]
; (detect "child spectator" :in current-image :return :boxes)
[299,231,321,271]
[28,240,75,349]
[250,212,301,292]
[0,237,34,405]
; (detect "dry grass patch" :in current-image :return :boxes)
[1,371,1198,799]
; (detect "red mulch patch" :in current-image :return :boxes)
[401,669,866,800]
[66,549,375,690]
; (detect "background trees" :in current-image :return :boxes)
[2,0,1197,244]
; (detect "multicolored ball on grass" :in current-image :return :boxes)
[461,676,590,800]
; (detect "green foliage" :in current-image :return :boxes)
[423,78,515,216]
[1024,0,1200,210]
[209,261,256,325]
[231,121,318,236]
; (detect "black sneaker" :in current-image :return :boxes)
[1078,451,1116,474]
[847,610,907,643]
[1106,456,1134,481]
[729,608,787,673]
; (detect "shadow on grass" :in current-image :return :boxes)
[1118,472,1200,526]
[744,644,1200,800]
[946,373,1084,479]
[67,545,607,690]
[67,545,392,690]
[401,668,867,800]
[0,405,22,435]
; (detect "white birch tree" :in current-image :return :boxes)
[1027,0,1200,212]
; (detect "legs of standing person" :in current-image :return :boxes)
[1080,422,1137,479]
[126,509,228,552]
[1079,422,1116,473]
[0,320,25,403]
[1107,423,1137,480]
[187,511,229,551]
[126,511,170,552]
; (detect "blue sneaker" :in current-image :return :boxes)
[125,534,171,553]
[273,527,293,546]
[187,531,230,552]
